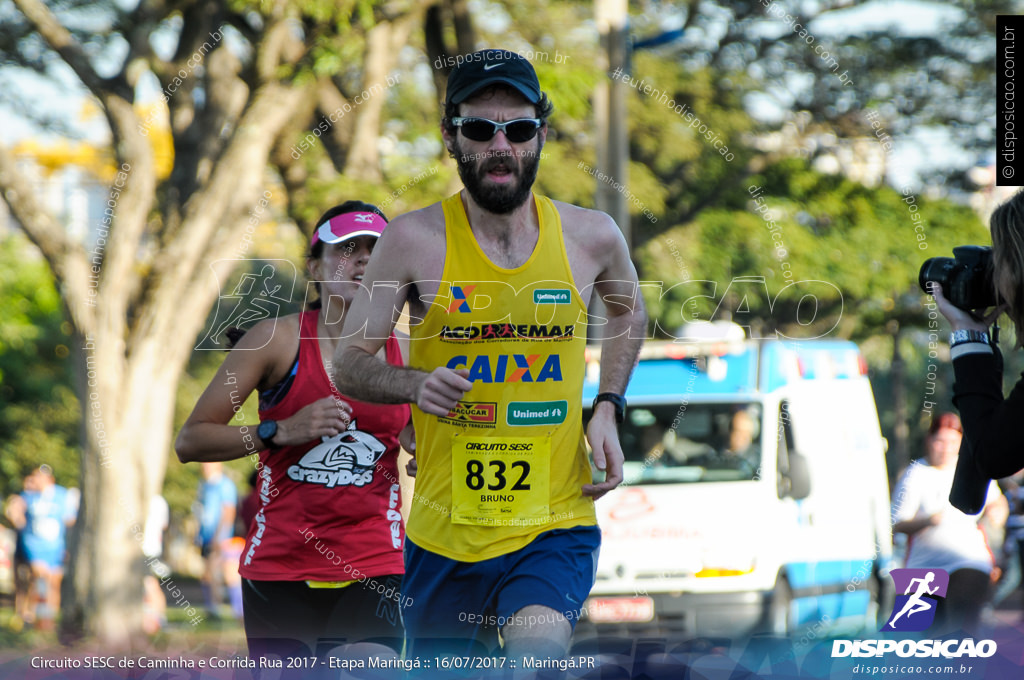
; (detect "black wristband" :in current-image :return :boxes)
[257,420,279,447]
[592,392,626,423]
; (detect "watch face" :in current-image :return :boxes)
[258,421,277,441]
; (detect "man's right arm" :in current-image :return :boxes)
[338,344,422,404]
[339,347,472,415]
[334,217,472,415]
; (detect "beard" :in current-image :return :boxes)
[453,138,541,215]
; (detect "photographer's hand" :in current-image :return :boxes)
[930,283,1006,332]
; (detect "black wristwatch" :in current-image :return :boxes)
[257,420,279,447]
[592,392,626,423]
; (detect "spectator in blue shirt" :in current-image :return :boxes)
[4,465,77,630]
[195,462,238,618]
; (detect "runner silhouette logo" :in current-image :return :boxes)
[882,568,950,632]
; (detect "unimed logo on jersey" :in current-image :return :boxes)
[883,568,949,632]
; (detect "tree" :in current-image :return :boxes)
[0,0,425,645]
[486,0,1004,245]
[637,158,989,336]
[626,0,1004,186]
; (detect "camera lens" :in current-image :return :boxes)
[918,257,954,296]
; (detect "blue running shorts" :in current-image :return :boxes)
[402,526,600,658]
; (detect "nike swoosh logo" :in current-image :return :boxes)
[483,63,503,71]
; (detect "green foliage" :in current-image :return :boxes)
[533,59,599,125]
[290,160,450,231]
[623,54,757,245]
[0,235,79,498]
[638,159,990,340]
[536,141,597,210]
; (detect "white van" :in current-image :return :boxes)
[580,333,893,637]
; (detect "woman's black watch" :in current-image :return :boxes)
[257,420,279,447]
[592,392,626,423]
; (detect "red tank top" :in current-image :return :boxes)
[239,310,409,581]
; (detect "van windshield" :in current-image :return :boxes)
[597,402,762,484]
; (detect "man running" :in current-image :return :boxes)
[334,48,646,660]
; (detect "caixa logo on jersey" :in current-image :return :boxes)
[831,568,997,659]
[446,354,562,383]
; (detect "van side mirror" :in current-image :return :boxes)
[783,451,811,500]
[777,451,811,500]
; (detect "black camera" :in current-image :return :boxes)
[918,245,998,310]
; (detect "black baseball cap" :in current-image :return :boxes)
[445,49,541,106]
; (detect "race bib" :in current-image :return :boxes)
[451,435,550,526]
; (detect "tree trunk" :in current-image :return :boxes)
[62,327,179,647]
[60,210,283,646]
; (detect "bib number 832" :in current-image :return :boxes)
[465,459,531,491]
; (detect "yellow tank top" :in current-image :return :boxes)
[407,193,596,561]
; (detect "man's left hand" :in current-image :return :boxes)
[583,408,624,499]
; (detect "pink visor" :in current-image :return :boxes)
[311,211,387,247]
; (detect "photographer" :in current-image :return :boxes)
[931,191,1023,480]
